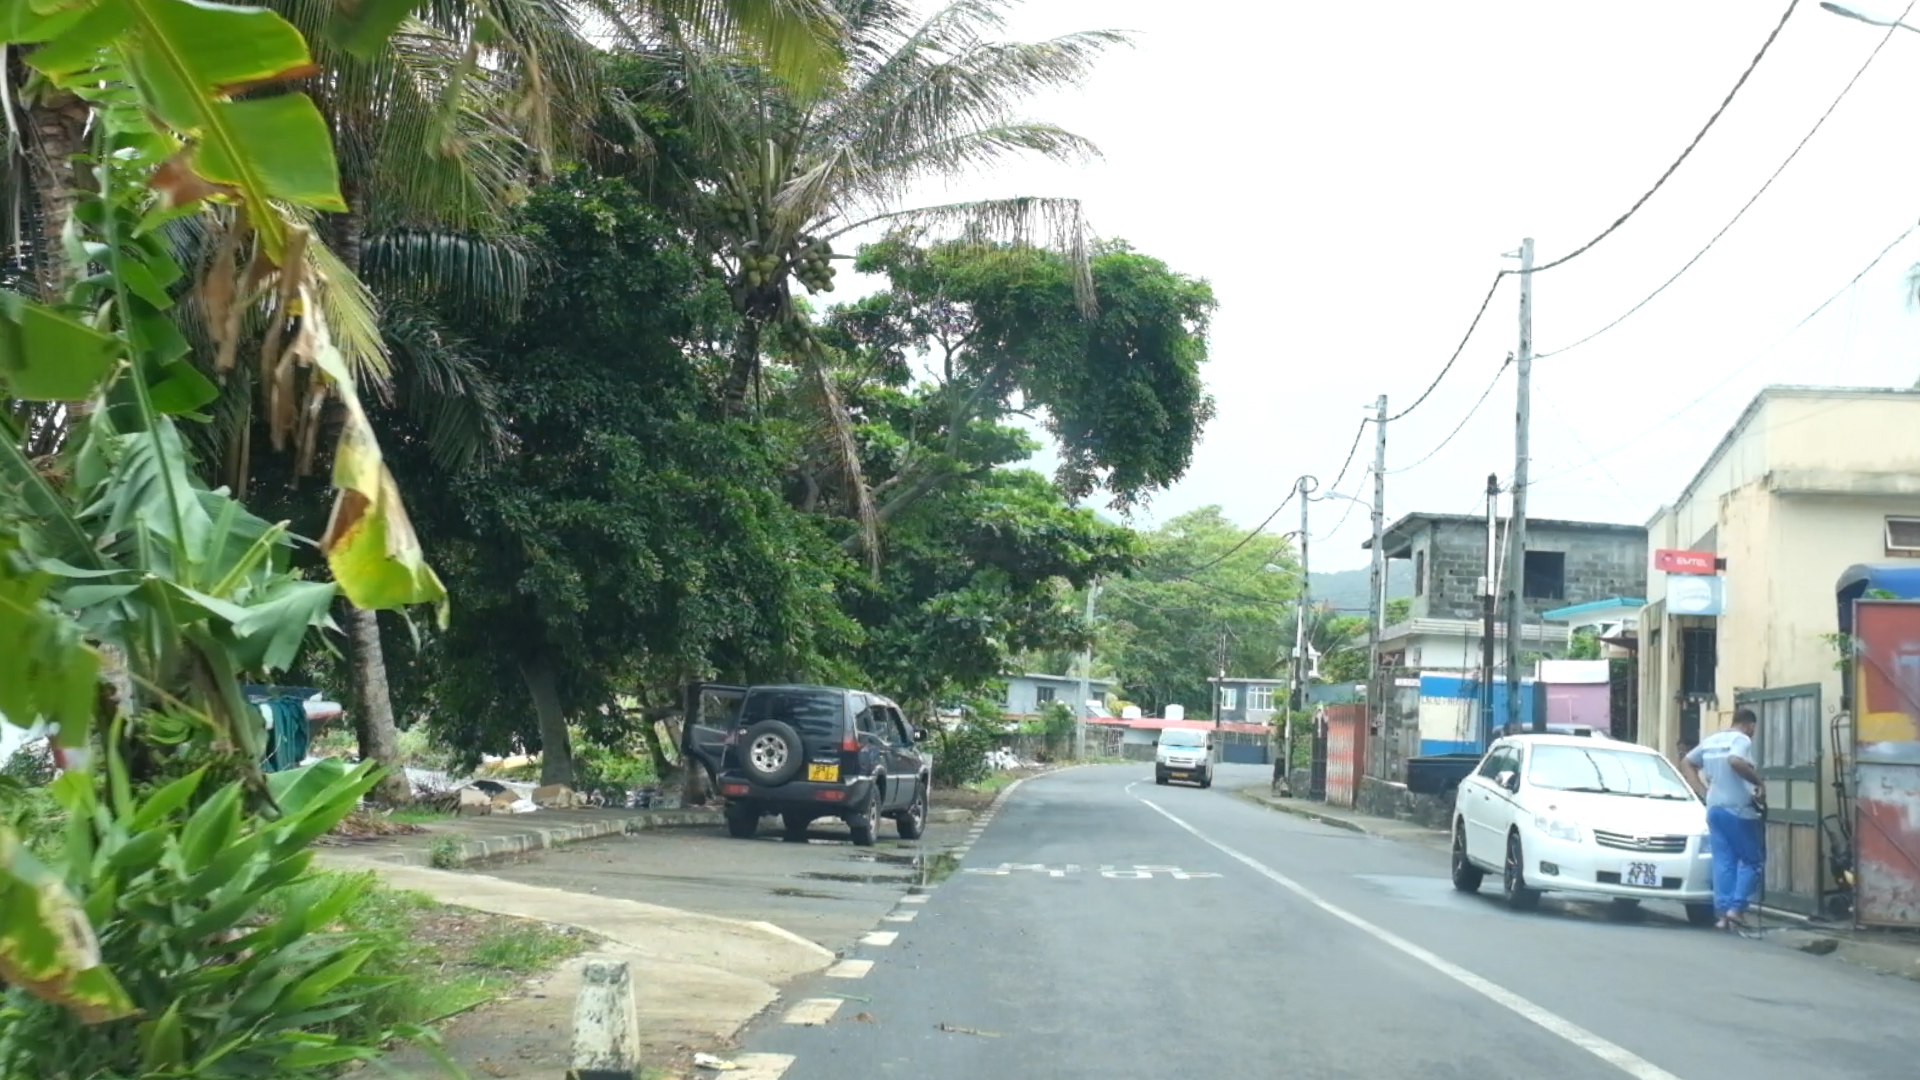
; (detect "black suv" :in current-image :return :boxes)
[683,684,931,846]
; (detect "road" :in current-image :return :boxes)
[719,764,1920,1080]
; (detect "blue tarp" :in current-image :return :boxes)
[1837,563,1920,633]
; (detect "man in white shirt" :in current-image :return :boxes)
[1681,708,1765,930]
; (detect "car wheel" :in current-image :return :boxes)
[1155,768,1168,785]
[1503,830,1541,912]
[782,812,812,843]
[1450,820,1484,893]
[847,791,880,847]
[895,782,928,840]
[724,804,759,840]
[739,720,805,786]
[1200,770,1213,789]
[1685,902,1718,928]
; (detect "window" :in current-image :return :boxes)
[1522,550,1565,600]
[742,688,845,739]
[1415,551,1426,596]
[1477,745,1517,779]
[1527,745,1690,797]
[1248,686,1274,712]
[1680,627,1717,698]
[1220,688,1239,711]
[1035,686,1056,705]
[1887,517,1920,557]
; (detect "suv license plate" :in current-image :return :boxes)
[807,762,839,782]
[1623,861,1660,888]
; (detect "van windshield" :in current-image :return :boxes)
[1158,729,1206,747]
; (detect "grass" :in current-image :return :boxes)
[276,872,597,1030]
[388,805,456,825]
[428,836,464,869]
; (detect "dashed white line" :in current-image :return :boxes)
[1135,796,1682,1080]
[729,1053,797,1080]
[825,959,874,978]
[882,910,917,923]
[899,894,930,904]
[783,998,843,1025]
[861,930,899,946]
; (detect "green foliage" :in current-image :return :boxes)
[1094,507,1300,716]
[838,238,1216,509]
[427,837,463,870]
[0,760,399,1077]
[572,742,659,803]
[1568,628,1602,660]
[1385,598,1412,625]
[930,695,1003,788]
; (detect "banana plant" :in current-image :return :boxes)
[0,0,443,1026]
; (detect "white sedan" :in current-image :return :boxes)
[1450,733,1717,926]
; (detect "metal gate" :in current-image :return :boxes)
[1741,684,1823,916]
[1850,600,1920,928]
[1325,704,1366,808]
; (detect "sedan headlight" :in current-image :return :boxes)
[1533,814,1583,842]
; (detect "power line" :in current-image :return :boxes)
[1529,214,1920,488]
[1181,416,1368,578]
[1537,1,1911,359]
[1386,272,1508,422]
[1326,417,1369,492]
[1530,0,1803,275]
[1387,356,1512,475]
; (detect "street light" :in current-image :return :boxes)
[1819,1,1920,32]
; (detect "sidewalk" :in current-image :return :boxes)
[330,857,834,1078]
[320,806,723,867]
[1235,784,1920,982]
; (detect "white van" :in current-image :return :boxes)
[1154,727,1214,788]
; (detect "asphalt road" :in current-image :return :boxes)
[726,763,1920,1080]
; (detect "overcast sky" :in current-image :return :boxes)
[852,0,1920,571]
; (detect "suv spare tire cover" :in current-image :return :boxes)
[740,719,806,785]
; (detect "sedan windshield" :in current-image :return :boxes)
[1159,730,1206,747]
[1527,745,1694,799]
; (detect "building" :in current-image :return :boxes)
[1002,673,1114,719]
[1206,676,1286,723]
[1636,386,1920,917]
[1366,511,1649,671]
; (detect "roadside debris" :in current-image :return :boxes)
[936,1023,1000,1037]
[694,1052,741,1070]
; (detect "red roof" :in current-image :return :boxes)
[1088,716,1269,736]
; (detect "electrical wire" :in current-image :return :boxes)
[1537,1,1911,359]
[1182,416,1367,578]
[1386,272,1509,423]
[1528,214,1920,488]
[1325,417,1369,492]
[1387,356,1512,475]
[1530,0,1803,275]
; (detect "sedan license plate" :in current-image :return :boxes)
[1623,861,1661,888]
[807,762,839,782]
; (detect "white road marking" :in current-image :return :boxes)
[783,998,843,1025]
[861,930,899,946]
[883,910,918,922]
[899,894,930,904]
[1135,797,1682,1080]
[825,959,874,978]
[730,1053,797,1080]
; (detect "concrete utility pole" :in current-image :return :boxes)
[1506,237,1535,734]
[1368,396,1387,709]
[1075,581,1097,760]
[1286,475,1316,782]
[1481,472,1499,747]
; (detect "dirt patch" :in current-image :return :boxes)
[324,809,428,842]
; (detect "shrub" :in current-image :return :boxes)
[572,741,657,804]
[931,697,1002,787]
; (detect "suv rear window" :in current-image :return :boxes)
[739,688,844,739]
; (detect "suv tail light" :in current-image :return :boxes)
[841,735,860,752]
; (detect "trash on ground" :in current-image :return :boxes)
[937,1023,1000,1037]
[694,1052,740,1070]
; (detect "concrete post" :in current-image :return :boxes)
[568,958,639,1080]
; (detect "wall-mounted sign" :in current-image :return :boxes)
[1667,573,1725,617]
[1655,548,1718,575]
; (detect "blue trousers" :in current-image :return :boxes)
[1707,805,1764,916]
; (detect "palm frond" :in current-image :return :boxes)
[799,347,879,570]
[643,0,846,94]
[858,121,1096,191]
[827,195,1093,312]
[381,301,509,472]
[362,229,537,326]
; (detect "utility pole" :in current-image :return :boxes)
[1506,237,1535,734]
[1075,581,1097,760]
[1286,475,1315,785]
[1481,473,1499,747]
[1367,397,1387,708]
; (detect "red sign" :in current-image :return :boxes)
[1654,548,1717,575]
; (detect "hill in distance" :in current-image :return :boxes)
[1309,563,1412,614]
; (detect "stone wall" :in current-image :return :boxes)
[1356,775,1454,830]
[1414,519,1647,623]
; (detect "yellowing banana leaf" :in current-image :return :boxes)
[0,828,136,1024]
[301,289,447,622]
[0,292,120,401]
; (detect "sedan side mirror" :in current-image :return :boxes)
[1495,770,1519,793]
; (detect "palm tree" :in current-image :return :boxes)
[636,0,1125,547]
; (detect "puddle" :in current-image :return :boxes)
[847,849,961,886]
[797,871,915,885]
[771,887,846,900]
[918,851,961,885]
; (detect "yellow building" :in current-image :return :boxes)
[1638,385,1920,915]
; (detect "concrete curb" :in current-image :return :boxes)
[367,808,723,868]
[1235,788,1371,834]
